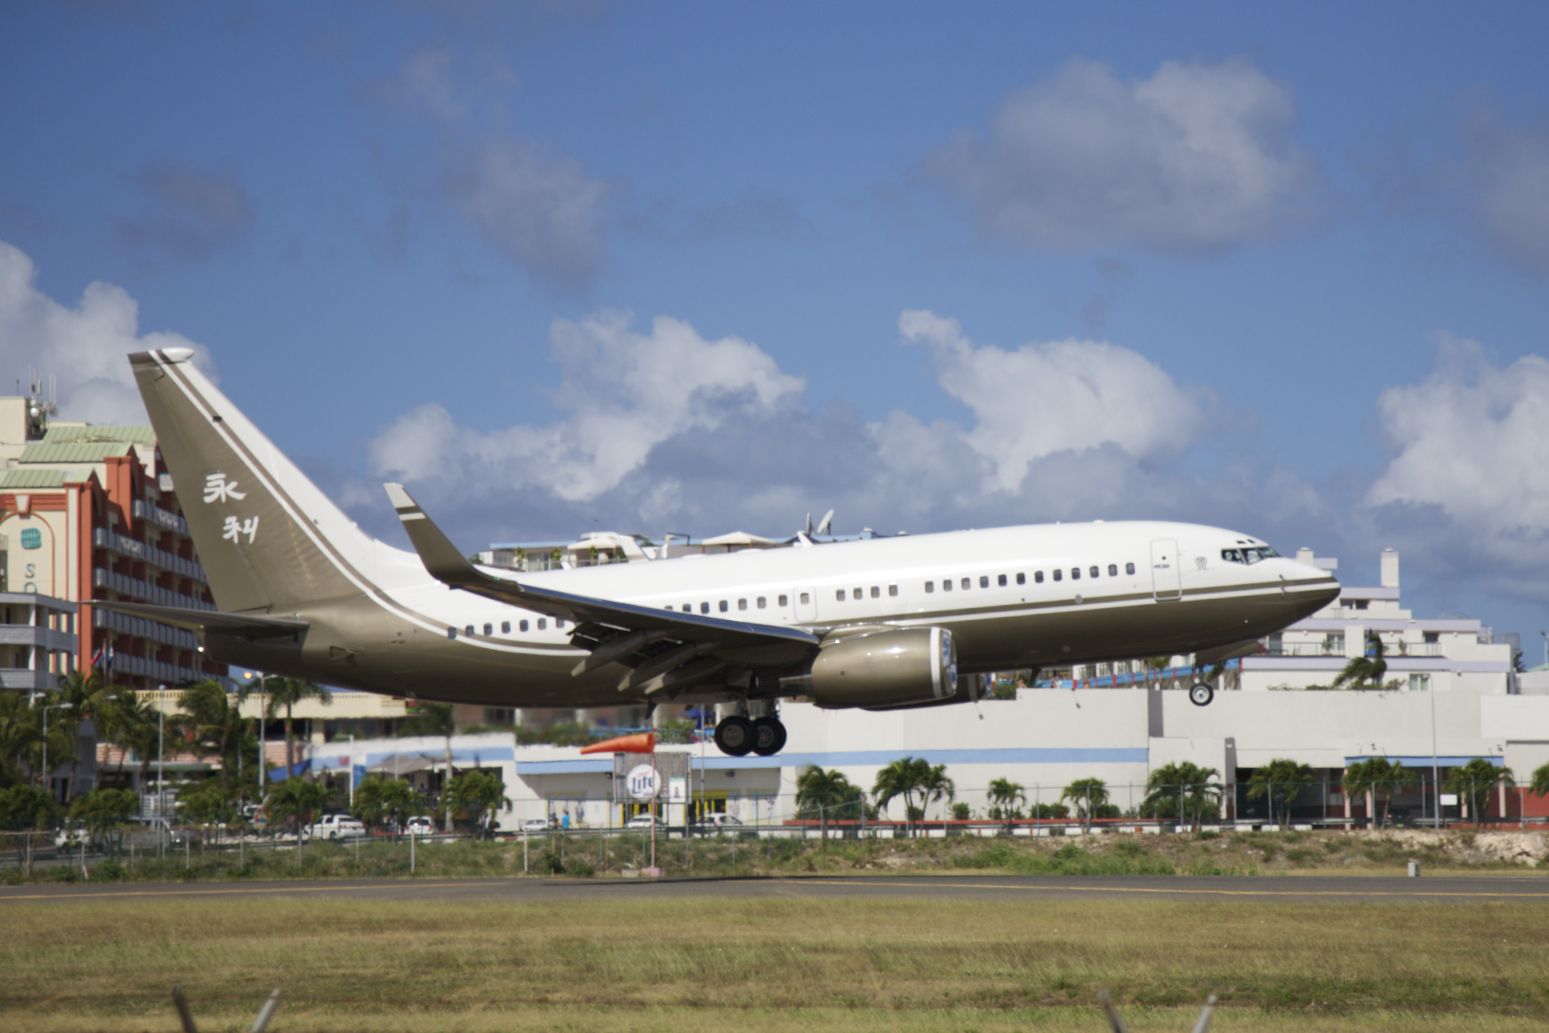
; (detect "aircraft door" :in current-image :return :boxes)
[1150,539,1182,601]
[794,588,817,623]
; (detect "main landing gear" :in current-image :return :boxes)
[1188,682,1215,707]
[713,713,787,757]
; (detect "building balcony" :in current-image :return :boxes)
[105,650,217,687]
[93,529,205,581]
[0,625,77,651]
[131,499,188,535]
[0,669,58,691]
[93,608,200,651]
[92,570,213,613]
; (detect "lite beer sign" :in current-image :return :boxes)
[626,763,662,802]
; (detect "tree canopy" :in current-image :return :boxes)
[1247,759,1315,825]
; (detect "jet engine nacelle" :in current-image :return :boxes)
[788,626,957,709]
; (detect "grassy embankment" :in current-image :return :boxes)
[5,827,1546,884]
[3,893,1548,1032]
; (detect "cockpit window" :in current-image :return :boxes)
[1222,546,1280,565]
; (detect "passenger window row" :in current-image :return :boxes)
[833,585,901,602]
[923,561,1136,594]
[447,617,569,639]
[673,593,792,616]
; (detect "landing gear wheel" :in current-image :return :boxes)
[751,716,787,756]
[1188,682,1215,707]
[714,715,755,756]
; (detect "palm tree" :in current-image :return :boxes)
[919,763,955,822]
[0,691,43,788]
[1333,632,1388,690]
[53,670,115,795]
[178,680,254,799]
[1343,758,1408,827]
[447,769,510,837]
[1248,759,1315,825]
[796,765,859,839]
[1532,762,1549,799]
[1445,758,1513,824]
[986,778,1026,826]
[266,776,328,841]
[1142,762,1222,829]
[1061,777,1110,832]
[873,757,928,836]
[263,677,331,779]
[400,701,456,832]
[95,686,159,788]
[353,775,424,837]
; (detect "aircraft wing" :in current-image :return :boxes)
[384,484,819,695]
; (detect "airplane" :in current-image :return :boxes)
[97,348,1340,757]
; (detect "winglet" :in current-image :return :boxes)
[384,483,485,586]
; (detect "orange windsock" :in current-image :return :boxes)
[580,731,656,755]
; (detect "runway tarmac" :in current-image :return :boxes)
[4,872,1549,906]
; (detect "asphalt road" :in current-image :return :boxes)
[4,872,1549,906]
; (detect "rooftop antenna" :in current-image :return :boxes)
[25,369,58,440]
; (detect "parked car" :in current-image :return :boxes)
[691,813,745,836]
[625,813,666,830]
[520,817,554,834]
[303,813,367,840]
[404,815,436,836]
[53,822,86,849]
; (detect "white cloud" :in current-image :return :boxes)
[451,138,611,286]
[368,311,804,502]
[894,309,1204,492]
[927,57,1315,251]
[0,238,212,424]
[1366,336,1549,556]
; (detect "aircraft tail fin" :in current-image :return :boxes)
[128,349,379,614]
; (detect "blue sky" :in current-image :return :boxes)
[2,3,1547,654]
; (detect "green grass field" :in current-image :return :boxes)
[3,890,1548,1032]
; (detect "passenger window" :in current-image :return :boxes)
[888,585,898,597]
[925,581,935,593]
[852,588,862,600]
[780,594,790,606]
[979,576,989,588]
[1053,570,1062,582]
[1034,571,1044,583]
[1071,568,1080,580]
[836,589,845,602]
[1108,564,1117,577]
[1126,562,1136,575]
[798,592,809,605]
[537,619,547,630]
[700,602,710,614]
[484,623,493,636]
[1089,566,1099,578]
[447,627,457,639]
[465,625,475,636]
[998,574,1007,587]
[501,621,511,634]
[960,578,970,590]
[520,620,529,632]
[682,605,691,613]
[738,599,748,611]
[870,586,880,599]
[943,580,953,592]
[557,619,566,629]
[757,597,767,609]
[715,600,725,612]
[1016,573,1025,585]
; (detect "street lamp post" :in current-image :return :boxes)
[40,702,75,799]
[243,671,269,800]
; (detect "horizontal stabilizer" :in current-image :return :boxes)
[89,601,308,640]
